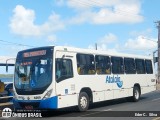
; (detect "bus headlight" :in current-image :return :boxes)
[43,89,53,100]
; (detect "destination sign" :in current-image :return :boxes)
[23,50,46,58]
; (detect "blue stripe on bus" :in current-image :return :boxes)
[40,96,57,109]
[13,96,58,109]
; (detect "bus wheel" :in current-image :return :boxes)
[133,86,140,102]
[78,92,89,111]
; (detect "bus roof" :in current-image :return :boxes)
[54,46,153,60]
[16,46,153,60]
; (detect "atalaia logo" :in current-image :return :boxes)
[2,107,12,118]
[106,75,123,88]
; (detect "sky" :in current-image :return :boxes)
[0,0,160,74]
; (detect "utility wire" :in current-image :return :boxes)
[0,39,36,47]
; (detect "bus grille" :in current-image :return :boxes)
[19,102,40,109]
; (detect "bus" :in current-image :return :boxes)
[13,46,156,111]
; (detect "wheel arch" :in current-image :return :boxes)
[134,83,141,95]
[79,87,93,104]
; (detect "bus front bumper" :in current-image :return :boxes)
[13,96,58,109]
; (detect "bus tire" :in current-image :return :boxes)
[78,92,89,111]
[132,86,140,102]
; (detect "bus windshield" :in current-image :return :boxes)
[14,48,53,95]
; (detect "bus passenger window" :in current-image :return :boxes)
[111,57,124,74]
[76,54,95,75]
[124,58,136,74]
[95,55,111,74]
[135,59,145,74]
[77,66,82,75]
[145,60,153,74]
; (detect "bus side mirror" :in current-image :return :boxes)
[154,57,158,63]
[5,58,15,72]
[6,64,8,72]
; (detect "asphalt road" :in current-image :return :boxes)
[3,89,160,120]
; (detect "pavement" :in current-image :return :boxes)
[4,89,160,120]
[0,84,159,119]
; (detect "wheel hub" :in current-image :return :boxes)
[135,90,139,99]
[80,96,87,109]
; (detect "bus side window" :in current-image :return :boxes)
[55,58,73,82]
[135,59,145,74]
[111,56,124,74]
[76,53,95,75]
[145,60,153,74]
[124,58,136,74]
[95,55,111,74]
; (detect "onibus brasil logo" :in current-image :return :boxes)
[106,75,123,88]
[2,108,12,118]
[1,107,42,118]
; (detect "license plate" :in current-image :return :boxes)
[25,105,33,110]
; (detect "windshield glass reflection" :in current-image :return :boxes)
[14,57,52,91]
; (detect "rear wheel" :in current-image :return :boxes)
[78,92,89,111]
[132,86,140,102]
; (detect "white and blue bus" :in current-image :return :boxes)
[13,46,156,111]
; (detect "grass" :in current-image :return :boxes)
[0,74,13,78]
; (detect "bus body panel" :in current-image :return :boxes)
[55,50,78,108]
[57,95,78,108]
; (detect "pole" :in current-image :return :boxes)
[156,21,160,83]
[95,43,97,50]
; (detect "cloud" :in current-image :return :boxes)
[47,35,57,42]
[0,56,15,64]
[88,34,157,55]
[67,0,143,24]
[88,33,117,51]
[88,44,108,51]
[0,43,29,57]
[99,33,117,44]
[9,5,65,37]
[55,0,65,6]
[130,28,152,37]
[10,1,143,38]
[124,36,157,50]
[67,0,121,10]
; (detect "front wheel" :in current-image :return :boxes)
[132,86,140,102]
[78,92,89,111]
